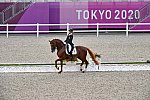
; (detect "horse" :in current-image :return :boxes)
[49,39,100,73]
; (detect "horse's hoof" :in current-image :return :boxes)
[80,69,82,72]
[58,71,62,74]
[82,71,85,73]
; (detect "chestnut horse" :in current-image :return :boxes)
[49,39,99,73]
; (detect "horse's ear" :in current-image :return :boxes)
[49,40,51,42]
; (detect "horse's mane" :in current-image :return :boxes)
[53,38,65,45]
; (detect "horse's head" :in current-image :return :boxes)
[49,39,56,53]
[49,39,64,53]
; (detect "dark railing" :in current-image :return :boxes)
[129,2,150,29]
[0,1,32,24]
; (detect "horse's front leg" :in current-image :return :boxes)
[58,60,63,74]
[55,59,60,70]
[55,59,63,73]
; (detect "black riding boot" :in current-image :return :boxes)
[70,45,74,61]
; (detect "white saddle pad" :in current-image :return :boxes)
[65,44,77,55]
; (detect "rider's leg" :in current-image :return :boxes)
[69,44,74,61]
[70,44,74,54]
[66,44,70,54]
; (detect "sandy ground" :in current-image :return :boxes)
[0,33,150,64]
[0,33,150,100]
[0,71,150,100]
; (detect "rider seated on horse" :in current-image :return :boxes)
[64,29,74,60]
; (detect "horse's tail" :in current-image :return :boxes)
[87,48,99,65]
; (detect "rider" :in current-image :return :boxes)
[64,29,74,59]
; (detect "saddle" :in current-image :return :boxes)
[65,44,77,55]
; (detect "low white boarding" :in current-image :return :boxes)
[0,64,150,72]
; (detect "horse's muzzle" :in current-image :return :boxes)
[51,47,55,53]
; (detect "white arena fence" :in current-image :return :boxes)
[0,23,150,38]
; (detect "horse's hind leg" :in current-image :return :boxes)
[82,60,89,73]
[78,58,88,73]
[85,60,89,69]
[80,61,84,72]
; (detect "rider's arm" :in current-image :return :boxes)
[64,35,69,42]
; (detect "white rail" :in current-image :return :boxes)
[0,22,150,38]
